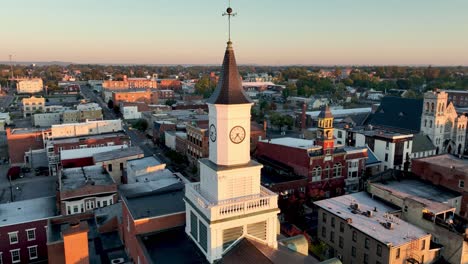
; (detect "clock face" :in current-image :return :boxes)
[230,126,246,144]
[209,124,217,142]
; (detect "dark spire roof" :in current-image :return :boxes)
[207,41,252,105]
[318,105,333,118]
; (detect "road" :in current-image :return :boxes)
[0,175,57,203]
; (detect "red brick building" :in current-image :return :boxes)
[186,124,209,165]
[158,89,175,100]
[112,90,158,105]
[412,154,468,217]
[0,196,57,264]
[103,75,158,90]
[153,121,176,143]
[256,107,368,199]
[6,128,45,165]
[157,79,182,91]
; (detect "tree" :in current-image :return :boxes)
[195,76,217,98]
[133,119,149,131]
[107,100,114,109]
[165,99,177,106]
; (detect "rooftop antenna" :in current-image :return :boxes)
[222,0,237,42]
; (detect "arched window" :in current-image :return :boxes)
[429,120,433,128]
[312,166,322,182]
[424,120,427,127]
[333,163,342,177]
[426,102,429,112]
[431,103,435,112]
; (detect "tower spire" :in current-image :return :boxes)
[223,0,237,42]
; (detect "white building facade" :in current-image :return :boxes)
[16,78,44,94]
[420,90,467,155]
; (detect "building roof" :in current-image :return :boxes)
[414,154,468,173]
[365,96,423,132]
[0,196,57,227]
[60,145,128,160]
[122,182,185,220]
[260,137,318,150]
[93,146,143,162]
[134,169,175,183]
[365,147,381,166]
[370,179,460,214]
[140,226,209,264]
[207,41,252,105]
[127,156,162,171]
[119,177,180,197]
[50,131,127,144]
[314,192,430,247]
[305,107,371,119]
[412,134,436,153]
[61,165,116,190]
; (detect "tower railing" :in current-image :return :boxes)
[185,182,278,221]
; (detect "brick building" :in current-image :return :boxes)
[157,79,182,90]
[412,154,468,218]
[112,90,158,105]
[256,107,368,199]
[158,89,175,99]
[93,146,144,184]
[6,128,45,165]
[186,123,209,165]
[102,75,157,90]
[16,78,44,94]
[22,96,45,117]
[59,165,118,216]
[445,89,468,107]
[0,196,57,264]
[152,121,176,143]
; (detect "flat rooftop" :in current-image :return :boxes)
[134,169,175,183]
[415,154,468,172]
[122,183,185,220]
[62,165,115,190]
[260,137,318,150]
[127,156,162,171]
[370,179,460,213]
[0,196,57,227]
[61,145,128,160]
[93,146,143,162]
[51,131,127,144]
[305,107,372,118]
[315,192,430,247]
[352,127,413,139]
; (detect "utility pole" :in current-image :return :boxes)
[9,54,13,90]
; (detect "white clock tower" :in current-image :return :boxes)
[184,6,279,263]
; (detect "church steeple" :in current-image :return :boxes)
[316,105,335,154]
[207,41,252,105]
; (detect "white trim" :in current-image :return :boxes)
[10,249,20,264]
[26,228,36,241]
[0,252,3,264]
[28,245,38,260]
[8,232,18,245]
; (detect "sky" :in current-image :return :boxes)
[1,0,467,66]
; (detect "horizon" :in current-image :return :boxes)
[1,0,468,66]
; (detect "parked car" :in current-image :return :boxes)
[35,166,49,176]
[7,166,21,181]
[21,167,31,173]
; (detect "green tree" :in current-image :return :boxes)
[107,100,114,109]
[195,76,217,98]
[165,99,177,106]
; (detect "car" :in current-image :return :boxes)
[7,166,21,181]
[21,167,31,173]
[35,166,50,176]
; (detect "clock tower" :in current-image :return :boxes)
[316,105,335,154]
[184,5,279,263]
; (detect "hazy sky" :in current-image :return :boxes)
[1,0,467,65]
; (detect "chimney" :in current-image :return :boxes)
[123,75,128,82]
[263,119,267,132]
[63,221,89,264]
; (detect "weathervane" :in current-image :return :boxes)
[222,0,237,41]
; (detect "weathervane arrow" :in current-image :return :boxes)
[222,0,237,41]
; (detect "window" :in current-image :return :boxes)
[108,164,113,172]
[377,244,382,256]
[331,217,335,227]
[103,200,108,207]
[28,246,38,260]
[190,211,198,240]
[340,222,344,232]
[330,231,335,243]
[26,229,36,241]
[322,227,326,238]
[421,239,426,250]
[9,232,18,244]
[351,246,356,257]
[386,141,389,149]
[120,162,124,171]
[333,163,342,177]
[365,238,369,249]
[352,231,357,242]
[323,213,327,223]
[312,166,322,182]
[73,205,78,213]
[459,180,464,188]
[396,248,400,259]
[338,131,343,138]
[384,153,388,162]
[10,249,20,263]
[363,253,369,264]
[339,236,343,248]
